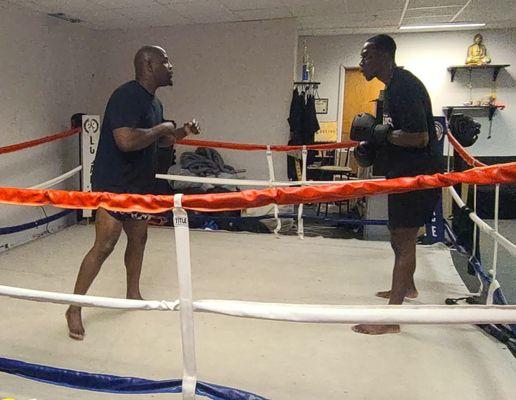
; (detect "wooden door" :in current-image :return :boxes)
[341,68,384,141]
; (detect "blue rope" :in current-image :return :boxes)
[0,356,267,399]
[0,209,74,235]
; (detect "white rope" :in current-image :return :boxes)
[1,285,515,325]
[193,300,516,325]
[447,186,516,257]
[0,284,179,310]
[297,146,307,239]
[265,146,281,236]
[29,165,82,189]
[156,173,384,187]
[173,198,197,400]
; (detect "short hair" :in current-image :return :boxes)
[70,113,86,128]
[366,34,396,59]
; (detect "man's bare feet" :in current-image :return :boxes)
[126,292,144,300]
[352,324,400,335]
[375,289,418,299]
[66,306,85,341]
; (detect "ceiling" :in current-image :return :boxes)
[7,0,516,34]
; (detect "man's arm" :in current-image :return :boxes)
[387,129,429,148]
[388,87,430,148]
[158,120,201,148]
[113,122,178,152]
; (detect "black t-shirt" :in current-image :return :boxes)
[92,80,164,194]
[382,67,441,178]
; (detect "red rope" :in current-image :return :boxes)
[177,138,358,151]
[0,162,513,213]
[447,130,486,168]
[0,128,81,155]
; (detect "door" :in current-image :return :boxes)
[341,68,385,142]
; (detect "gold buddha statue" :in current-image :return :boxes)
[466,33,491,65]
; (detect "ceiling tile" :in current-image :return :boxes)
[408,0,465,7]
[219,0,281,10]
[163,0,238,23]
[92,0,157,8]
[346,0,406,13]
[405,6,461,18]
[232,7,292,20]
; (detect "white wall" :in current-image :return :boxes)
[299,29,516,156]
[0,2,99,247]
[91,19,298,180]
[0,6,298,247]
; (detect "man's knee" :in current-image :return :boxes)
[390,228,418,255]
[94,238,118,258]
[125,225,148,247]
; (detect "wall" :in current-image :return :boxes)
[0,5,298,248]
[0,2,100,248]
[298,29,516,156]
[91,19,298,180]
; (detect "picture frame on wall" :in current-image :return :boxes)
[315,98,329,114]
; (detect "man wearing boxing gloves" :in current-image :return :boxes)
[351,35,441,335]
[66,45,201,340]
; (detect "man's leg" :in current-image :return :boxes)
[353,226,419,335]
[375,231,418,299]
[122,218,149,300]
[66,208,123,340]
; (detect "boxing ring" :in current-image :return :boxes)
[0,120,515,399]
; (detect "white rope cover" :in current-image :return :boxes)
[447,186,516,257]
[0,284,178,310]
[193,300,516,325]
[30,165,82,189]
[1,285,515,325]
[156,173,384,187]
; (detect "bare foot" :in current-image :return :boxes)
[352,324,400,335]
[66,306,85,341]
[375,289,418,299]
[127,292,144,300]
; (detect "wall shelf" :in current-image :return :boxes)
[447,64,510,82]
[442,105,503,121]
[442,105,505,139]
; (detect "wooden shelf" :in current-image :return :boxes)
[447,64,510,82]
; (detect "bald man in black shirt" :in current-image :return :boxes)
[66,46,200,340]
[353,35,441,335]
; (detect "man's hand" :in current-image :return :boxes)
[183,119,201,136]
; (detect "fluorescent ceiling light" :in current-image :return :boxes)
[399,22,485,30]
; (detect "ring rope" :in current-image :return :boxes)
[0,284,515,325]
[0,128,81,155]
[0,162,514,213]
[29,165,83,189]
[177,138,357,151]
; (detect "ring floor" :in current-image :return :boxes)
[0,225,514,399]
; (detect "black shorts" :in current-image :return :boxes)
[105,210,151,222]
[388,188,440,229]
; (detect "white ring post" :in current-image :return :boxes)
[487,184,500,305]
[297,146,307,239]
[470,184,484,296]
[173,193,197,400]
[446,138,452,173]
[266,146,281,236]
